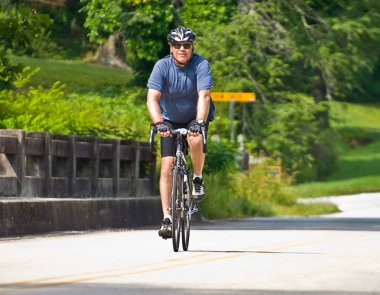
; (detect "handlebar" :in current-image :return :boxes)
[149,124,207,153]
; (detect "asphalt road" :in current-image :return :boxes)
[301,192,380,218]
[1,193,380,295]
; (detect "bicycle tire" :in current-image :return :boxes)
[171,167,181,252]
[181,175,191,251]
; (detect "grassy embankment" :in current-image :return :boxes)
[11,55,132,92]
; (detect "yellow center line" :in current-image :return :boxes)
[0,242,275,292]
[0,252,210,287]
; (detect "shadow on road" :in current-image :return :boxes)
[188,249,321,255]
[193,217,380,232]
[1,283,375,295]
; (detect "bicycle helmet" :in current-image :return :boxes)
[167,27,196,44]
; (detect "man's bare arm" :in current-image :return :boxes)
[146,89,163,124]
[147,89,171,137]
[196,89,211,121]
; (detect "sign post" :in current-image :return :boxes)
[229,100,235,142]
[211,92,256,142]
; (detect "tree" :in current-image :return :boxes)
[195,0,380,180]
[80,0,238,83]
[200,0,380,102]
[81,0,174,81]
[80,0,127,67]
[180,0,237,33]
[0,3,52,89]
[197,0,380,139]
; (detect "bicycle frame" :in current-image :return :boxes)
[172,129,199,219]
[150,124,205,251]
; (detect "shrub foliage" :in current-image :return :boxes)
[0,84,150,140]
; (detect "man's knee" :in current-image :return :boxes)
[188,136,203,150]
[160,157,174,177]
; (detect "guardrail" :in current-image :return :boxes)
[0,130,156,198]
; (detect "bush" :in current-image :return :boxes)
[203,140,238,174]
[233,162,296,214]
[201,161,297,219]
[250,94,338,182]
[200,170,238,219]
[0,84,150,139]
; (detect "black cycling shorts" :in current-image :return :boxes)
[160,119,209,158]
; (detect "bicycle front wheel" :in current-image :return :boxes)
[171,167,181,252]
[181,176,191,251]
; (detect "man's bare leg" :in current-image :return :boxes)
[160,156,175,216]
[188,134,205,176]
[188,135,206,200]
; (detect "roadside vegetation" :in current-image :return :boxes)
[1,56,341,217]
[9,55,133,92]
[294,102,380,198]
[1,1,379,218]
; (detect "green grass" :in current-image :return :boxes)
[273,202,339,216]
[294,101,380,198]
[330,101,380,130]
[10,55,133,92]
[330,139,380,181]
[293,175,380,198]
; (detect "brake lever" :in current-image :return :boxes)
[201,126,207,153]
[149,124,155,152]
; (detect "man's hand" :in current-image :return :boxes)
[155,122,171,137]
[189,120,204,137]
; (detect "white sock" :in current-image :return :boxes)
[164,215,172,222]
[193,174,202,180]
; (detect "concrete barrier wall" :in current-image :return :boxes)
[0,197,162,237]
[0,130,161,237]
[0,130,156,198]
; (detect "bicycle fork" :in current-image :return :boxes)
[183,169,198,219]
[175,139,198,220]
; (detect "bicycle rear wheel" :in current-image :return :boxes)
[171,167,181,252]
[181,175,191,251]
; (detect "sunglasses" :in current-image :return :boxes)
[172,43,192,49]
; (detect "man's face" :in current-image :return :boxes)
[170,42,193,67]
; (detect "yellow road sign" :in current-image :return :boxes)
[211,92,256,102]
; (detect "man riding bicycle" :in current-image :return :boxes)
[146,26,215,239]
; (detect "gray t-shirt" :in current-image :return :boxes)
[147,53,214,123]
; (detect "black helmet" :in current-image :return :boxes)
[167,26,196,44]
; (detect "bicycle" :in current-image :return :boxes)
[150,124,206,252]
